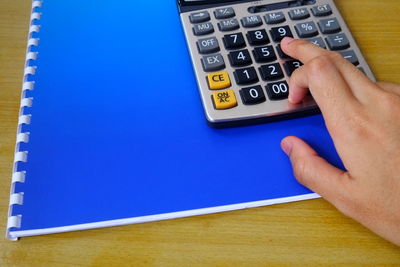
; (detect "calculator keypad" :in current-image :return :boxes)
[270,26,293,42]
[264,12,286,24]
[193,22,214,36]
[181,0,374,126]
[241,16,263,28]
[247,30,270,45]
[202,54,225,72]
[234,67,259,85]
[229,49,253,67]
[218,18,240,32]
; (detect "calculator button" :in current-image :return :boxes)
[318,18,341,34]
[214,7,235,19]
[266,81,289,100]
[340,50,359,66]
[276,44,293,60]
[240,85,266,105]
[247,29,270,46]
[229,49,252,67]
[295,21,319,38]
[326,33,350,51]
[312,4,333,17]
[241,16,263,28]
[218,19,240,32]
[234,67,259,85]
[306,37,326,49]
[207,72,231,90]
[190,11,210,24]
[284,60,303,76]
[259,63,284,81]
[202,54,225,72]
[270,26,293,42]
[193,22,214,36]
[264,12,286,24]
[253,46,277,63]
[223,33,246,50]
[212,89,238,110]
[197,37,220,54]
[289,8,310,20]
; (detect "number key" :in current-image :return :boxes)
[240,85,266,105]
[276,44,292,60]
[223,33,246,49]
[247,29,270,46]
[259,63,284,81]
[234,67,259,85]
[266,81,289,100]
[270,26,293,42]
[253,46,277,63]
[229,49,252,67]
[284,60,303,76]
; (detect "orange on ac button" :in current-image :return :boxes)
[212,89,237,110]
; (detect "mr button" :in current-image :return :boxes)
[207,72,231,90]
[212,89,238,110]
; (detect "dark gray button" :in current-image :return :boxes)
[318,18,341,34]
[264,12,286,24]
[340,50,359,65]
[289,8,310,20]
[241,16,263,28]
[201,54,225,72]
[190,11,210,24]
[214,7,235,19]
[295,21,318,38]
[306,37,326,49]
[193,22,214,36]
[312,4,333,17]
[326,33,350,50]
[218,18,240,32]
[197,37,220,54]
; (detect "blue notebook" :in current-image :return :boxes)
[6,0,342,240]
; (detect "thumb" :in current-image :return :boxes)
[281,136,349,204]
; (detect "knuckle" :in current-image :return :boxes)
[347,110,372,138]
[379,92,400,113]
[327,51,344,62]
[292,157,310,185]
[306,55,333,76]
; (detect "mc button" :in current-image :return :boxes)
[207,72,231,90]
[212,89,238,110]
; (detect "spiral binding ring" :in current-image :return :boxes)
[7,0,43,240]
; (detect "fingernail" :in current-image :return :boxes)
[282,37,295,45]
[281,138,293,156]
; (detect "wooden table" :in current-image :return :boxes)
[1,0,399,265]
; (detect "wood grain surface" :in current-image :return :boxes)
[0,0,399,266]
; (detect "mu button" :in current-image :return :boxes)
[207,72,231,90]
[212,89,237,110]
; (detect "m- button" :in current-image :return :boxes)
[207,72,231,90]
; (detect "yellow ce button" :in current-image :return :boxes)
[207,72,231,90]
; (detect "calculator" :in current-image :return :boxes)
[177,0,375,127]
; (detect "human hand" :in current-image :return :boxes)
[280,37,400,246]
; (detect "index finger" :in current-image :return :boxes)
[281,37,330,63]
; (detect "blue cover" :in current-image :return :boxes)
[11,0,342,233]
